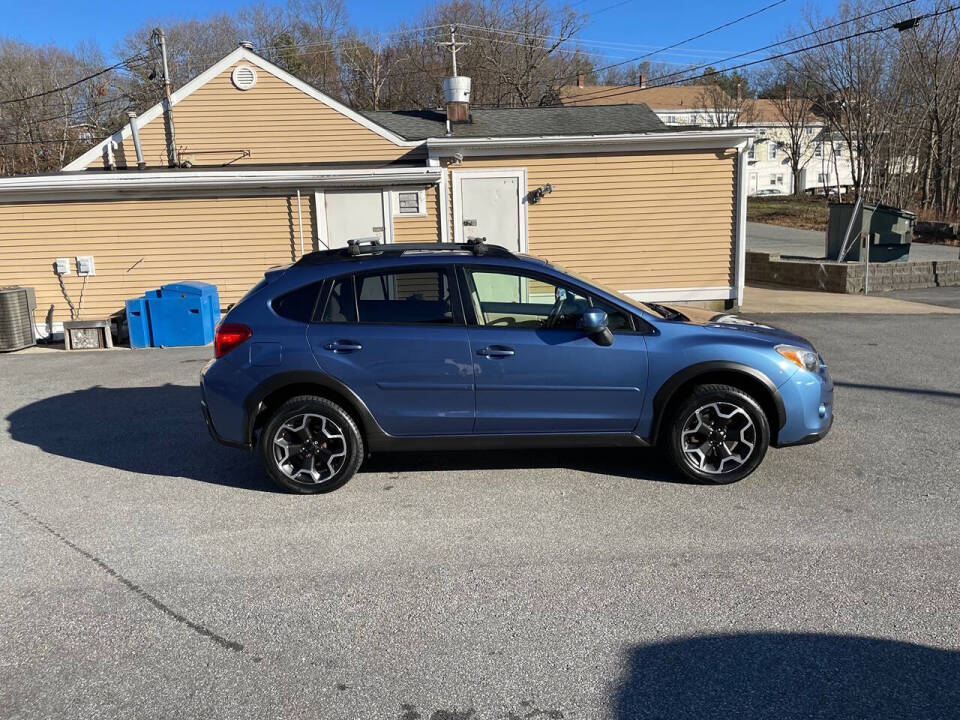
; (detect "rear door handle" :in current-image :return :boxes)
[324,339,363,353]
[478,345,515,358]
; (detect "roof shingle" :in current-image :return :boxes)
[361,104,671,140]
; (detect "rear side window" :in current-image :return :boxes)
[320,276,356,323]
[356,269,454,325]
[272,281,323,323]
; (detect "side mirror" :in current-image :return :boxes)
[578,308,614,346]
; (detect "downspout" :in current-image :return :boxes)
[296,189,305,257]
[127,111,147,170]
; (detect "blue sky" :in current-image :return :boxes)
[2,0,839,68]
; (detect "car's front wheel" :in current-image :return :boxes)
[665,384,770,484]
[260,396,363,493]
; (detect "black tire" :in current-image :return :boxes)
[663,383,770,485]
[259,395,363,494]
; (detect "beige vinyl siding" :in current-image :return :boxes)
[457,149,737,290]
[0,193,315,323]
[392,186,441,243]
[90,62,418,169]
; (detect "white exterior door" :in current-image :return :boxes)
[453,170,526,252]
[748,172,758,195]
[319,190,390,249]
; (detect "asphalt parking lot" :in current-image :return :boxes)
[2,312,959,719]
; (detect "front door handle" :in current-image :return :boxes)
[324,339,363,353]
[478,345,515,358]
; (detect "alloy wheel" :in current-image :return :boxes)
[680,401,757,475]
[272,413,347,484]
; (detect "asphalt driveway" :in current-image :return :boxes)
[748,221,960,261]
[2,312,959,719]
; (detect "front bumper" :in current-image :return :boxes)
[776,412,833,447]
[772,366,834,447]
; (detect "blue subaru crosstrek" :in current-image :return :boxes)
[201,239,833,493]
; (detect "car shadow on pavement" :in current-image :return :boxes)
[361,446,689,484]
[6,384,690,490]
[613,632,960,720]
[5,384,275,492]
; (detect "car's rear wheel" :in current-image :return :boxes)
[665,384,770,484]
[260,396,363,493]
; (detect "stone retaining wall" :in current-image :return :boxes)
[746,251,960,293]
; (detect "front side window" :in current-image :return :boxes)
[355,269,455,325]
[464,268,633,332]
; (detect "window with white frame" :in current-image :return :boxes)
[391,188,427,217]
[833,143,843,157]
[769,143,778,159]
[815,143,822,157]
[748,144,756,159]
[818,173,827,183]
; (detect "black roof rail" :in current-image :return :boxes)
[295,237,514,265]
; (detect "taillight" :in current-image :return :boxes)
[215,323,252,358]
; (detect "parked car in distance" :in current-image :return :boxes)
[754,188,785,197]
[201,239,833,493]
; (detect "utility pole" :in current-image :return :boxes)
[151,27,179,167]
[437,25,468,77]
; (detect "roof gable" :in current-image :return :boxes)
[64,48,417,171]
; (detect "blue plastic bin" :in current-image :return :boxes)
[124,297,153,348]
[143,281,221,347]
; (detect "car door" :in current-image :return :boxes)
[460,265,649,434]
[307,265,475,436]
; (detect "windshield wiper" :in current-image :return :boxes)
[647,303,688,321]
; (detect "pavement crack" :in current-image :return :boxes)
[2,495,247,655]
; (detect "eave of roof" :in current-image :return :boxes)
[0,166,442,202]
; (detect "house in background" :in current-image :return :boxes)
[562,80,854,196]
[0,45,753,338]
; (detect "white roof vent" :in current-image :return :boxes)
[231,65,258,91]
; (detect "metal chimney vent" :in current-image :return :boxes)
[0,286,36,352]
[231,65,258,91]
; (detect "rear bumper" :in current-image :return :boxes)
[200,378,250,450]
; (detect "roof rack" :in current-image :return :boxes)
[296,237,514,265]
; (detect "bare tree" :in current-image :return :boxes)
[694,83,756,127]
[763,67,818,195]
[0,39,132,176]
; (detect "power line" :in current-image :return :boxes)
[566,0,918,103]
[453,21,744,56]
[31,96,133,124]
[564,3,958,105]
[0,54,147,106]
[628,0,786,64]
[0,137,92,147]
[457,30,742,64]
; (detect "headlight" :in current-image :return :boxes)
[776,344,820,372]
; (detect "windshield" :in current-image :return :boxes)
[543,262,670,319]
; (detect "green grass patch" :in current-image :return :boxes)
[747,196,830,232]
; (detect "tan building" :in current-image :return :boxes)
[562,82,854,195]
[0,46,752,338]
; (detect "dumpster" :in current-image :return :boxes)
[145,281,220,347]
[826,202,916,262]
[124,297,152,348]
